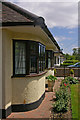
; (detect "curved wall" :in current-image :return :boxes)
[2,28,55,117]
[12,75,45,104]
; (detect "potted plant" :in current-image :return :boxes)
[70,69,74,77]
[46,75,57,92]
[54,68,57,76]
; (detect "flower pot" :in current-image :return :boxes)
[70,74,74,77]
[48,80,54,92]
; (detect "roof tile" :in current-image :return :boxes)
[2,4,33,22]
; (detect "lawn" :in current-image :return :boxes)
[71,84,80,119]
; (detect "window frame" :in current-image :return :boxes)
[13,40,45,77]
[46,50,54,69]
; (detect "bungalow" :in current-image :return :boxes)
[54,51,64,66]
[0,1,61,118]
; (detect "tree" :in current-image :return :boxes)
[72,48,78,56]
[72,48,80,60]
[64,53,76,60]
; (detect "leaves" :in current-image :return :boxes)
[65,76,79,84]
[53,79,70,113]
[46,75,57,82]
[70,69,74,74]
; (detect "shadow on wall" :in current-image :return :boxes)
[12,75,45,104]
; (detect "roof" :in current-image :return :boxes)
[1,1,60,50]
[1,1,39,23]
[54,51,64,55]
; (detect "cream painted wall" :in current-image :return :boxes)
[2,29,12,109]
[2,27,56,108]
[12,75,45,104]
[0,29,2,109]
[1,28,53,108]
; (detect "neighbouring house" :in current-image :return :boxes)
[0,1,61,118]
[60,53,65,64]
[54,50,64,67]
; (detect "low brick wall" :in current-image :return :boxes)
[55,67,80,77]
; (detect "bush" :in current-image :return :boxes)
[54,68,57,75]
[63,60,79,63]
[46,75,57,82]
[53,98,68,112]
[61,60,79,66]
[70,69,74,74]
[55,87,69,100]
[53,88,69,112]
[65,76,79,84]
[53,76,79,113]
[60,79,70,88]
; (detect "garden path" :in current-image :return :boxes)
[6,78,62,119]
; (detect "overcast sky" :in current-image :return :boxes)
[8,0,79,54]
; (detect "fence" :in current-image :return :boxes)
[55,67,80,77]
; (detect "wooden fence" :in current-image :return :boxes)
[55,67,80,77]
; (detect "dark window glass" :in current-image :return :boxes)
[30,42,38,73]
[39,43,45,73]
[46,50,54,68]
[30,56,37,73]
[58,57,59,64]
[54,56,56,64]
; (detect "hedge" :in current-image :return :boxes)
[61,60,80,66]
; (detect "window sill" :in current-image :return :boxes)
[11,71,48,78]
[26,71,48,77]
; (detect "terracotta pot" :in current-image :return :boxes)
[70,74,74,77]
[48,80,54,92]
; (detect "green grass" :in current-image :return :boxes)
[71,84,80,119]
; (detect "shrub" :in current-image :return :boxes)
[63,60,79,63]
[61,60,79,66]
[60,79,70,88]
[46,75,57,82]
[65,76,79,84]
[55,88,69,101]
[53,86,70,113]
[70,69,74,74]
[54,68,57,75]
[53,98,68,112]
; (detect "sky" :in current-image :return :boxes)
[7,0,79,54]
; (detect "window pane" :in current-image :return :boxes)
[39,44,45,73]
[30,56,37,73]
[48,58,51,68]
[15,42,26,74]
[30,42,38,73]
[58,57,59,64]
[55,56,56,64]
[39,44,41,57]
[30,42,37,54]
[48,51,51,57]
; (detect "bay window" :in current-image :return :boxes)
[13,40,45,76]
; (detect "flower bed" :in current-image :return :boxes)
[52,76,79,119]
